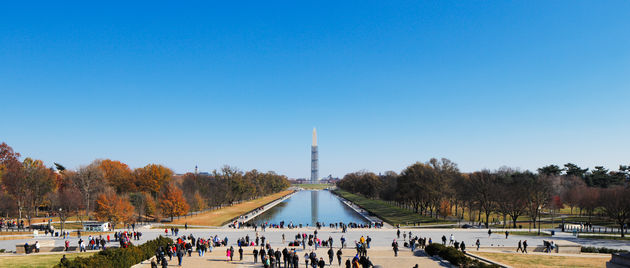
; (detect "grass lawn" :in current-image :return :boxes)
[51,222,83,230]
[509,231,552,237]
[0,252,95,268]
[333,189,452,226]
[170,190,294,226]
[474,251,610,268]
[295,184,333,190]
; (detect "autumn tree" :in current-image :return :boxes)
[0,142,21,181]
[99,159,135,194]
[160,184,189,221]
[129,192,157,221]
[0,143,27,219]
[191,192,206,212]
[135,164,173,199]
[22,158,56,228]
[95,192,134,229]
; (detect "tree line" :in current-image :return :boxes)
[0,142,290,229]
[336,158,630,237]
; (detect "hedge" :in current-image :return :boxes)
[55,236,173,268]
[424,243,499,268]
[581,246,628,254]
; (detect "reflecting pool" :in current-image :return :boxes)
[249,190,368,226]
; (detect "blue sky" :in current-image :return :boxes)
[1,1,629,178]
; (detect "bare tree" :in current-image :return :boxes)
[599,187,630,237]
[71,161,105,218]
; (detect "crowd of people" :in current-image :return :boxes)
[231,221,386,232]
[0,218,25,230]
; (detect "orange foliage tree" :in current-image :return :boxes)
[135,164,173,198]
[160,184,189,221]
[95,192,134,229]
[99,159,135,194]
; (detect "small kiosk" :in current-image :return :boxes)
[82,221,110,232]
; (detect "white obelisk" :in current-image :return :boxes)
[311,128,318,183]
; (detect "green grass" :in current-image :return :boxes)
[0,252,95,268]
[51,222,83,229]
[509,231,552,237]
[333,189,452,226]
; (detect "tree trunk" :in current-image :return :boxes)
[511,215,518,228]
[485,211,490,228]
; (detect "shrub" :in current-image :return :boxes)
[425,243,446,256]
[55,236,173,268]
[438,246,467,266]
[581,246,628,254]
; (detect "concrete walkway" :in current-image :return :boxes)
[223,191,297,227]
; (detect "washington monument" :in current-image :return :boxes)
[311,128,318,183]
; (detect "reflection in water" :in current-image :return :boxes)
[311,190,318,225]
[250,190,367,226]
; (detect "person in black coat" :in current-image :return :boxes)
[253,248,259,263]
[160,256,168,268]
[317,257,326,268]
[292,252,299,268]
[336,249,343,265]
[327,248,334,265]
[239,247,244,260]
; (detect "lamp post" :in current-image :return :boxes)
[538,205,542,236]
[59,208,64,237]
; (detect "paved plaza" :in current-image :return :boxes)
[133,246,445,268]
[1,226,629,256]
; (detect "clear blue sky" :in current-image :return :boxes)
[1,1,629,178]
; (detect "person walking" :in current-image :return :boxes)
[337,248,343,265]
[488,229,492,237]
[397,229,401,239]
[177,249,184,266]
[461,241,466,252]
[327,248,334,265]
[505,230,509,239]
[239,246,243,261]
[476,239,480,251]
[523,240,528,253]
[517,240,523,253]
[253,248,259,263]
[317,257,326,268]
[392,239,399,257]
